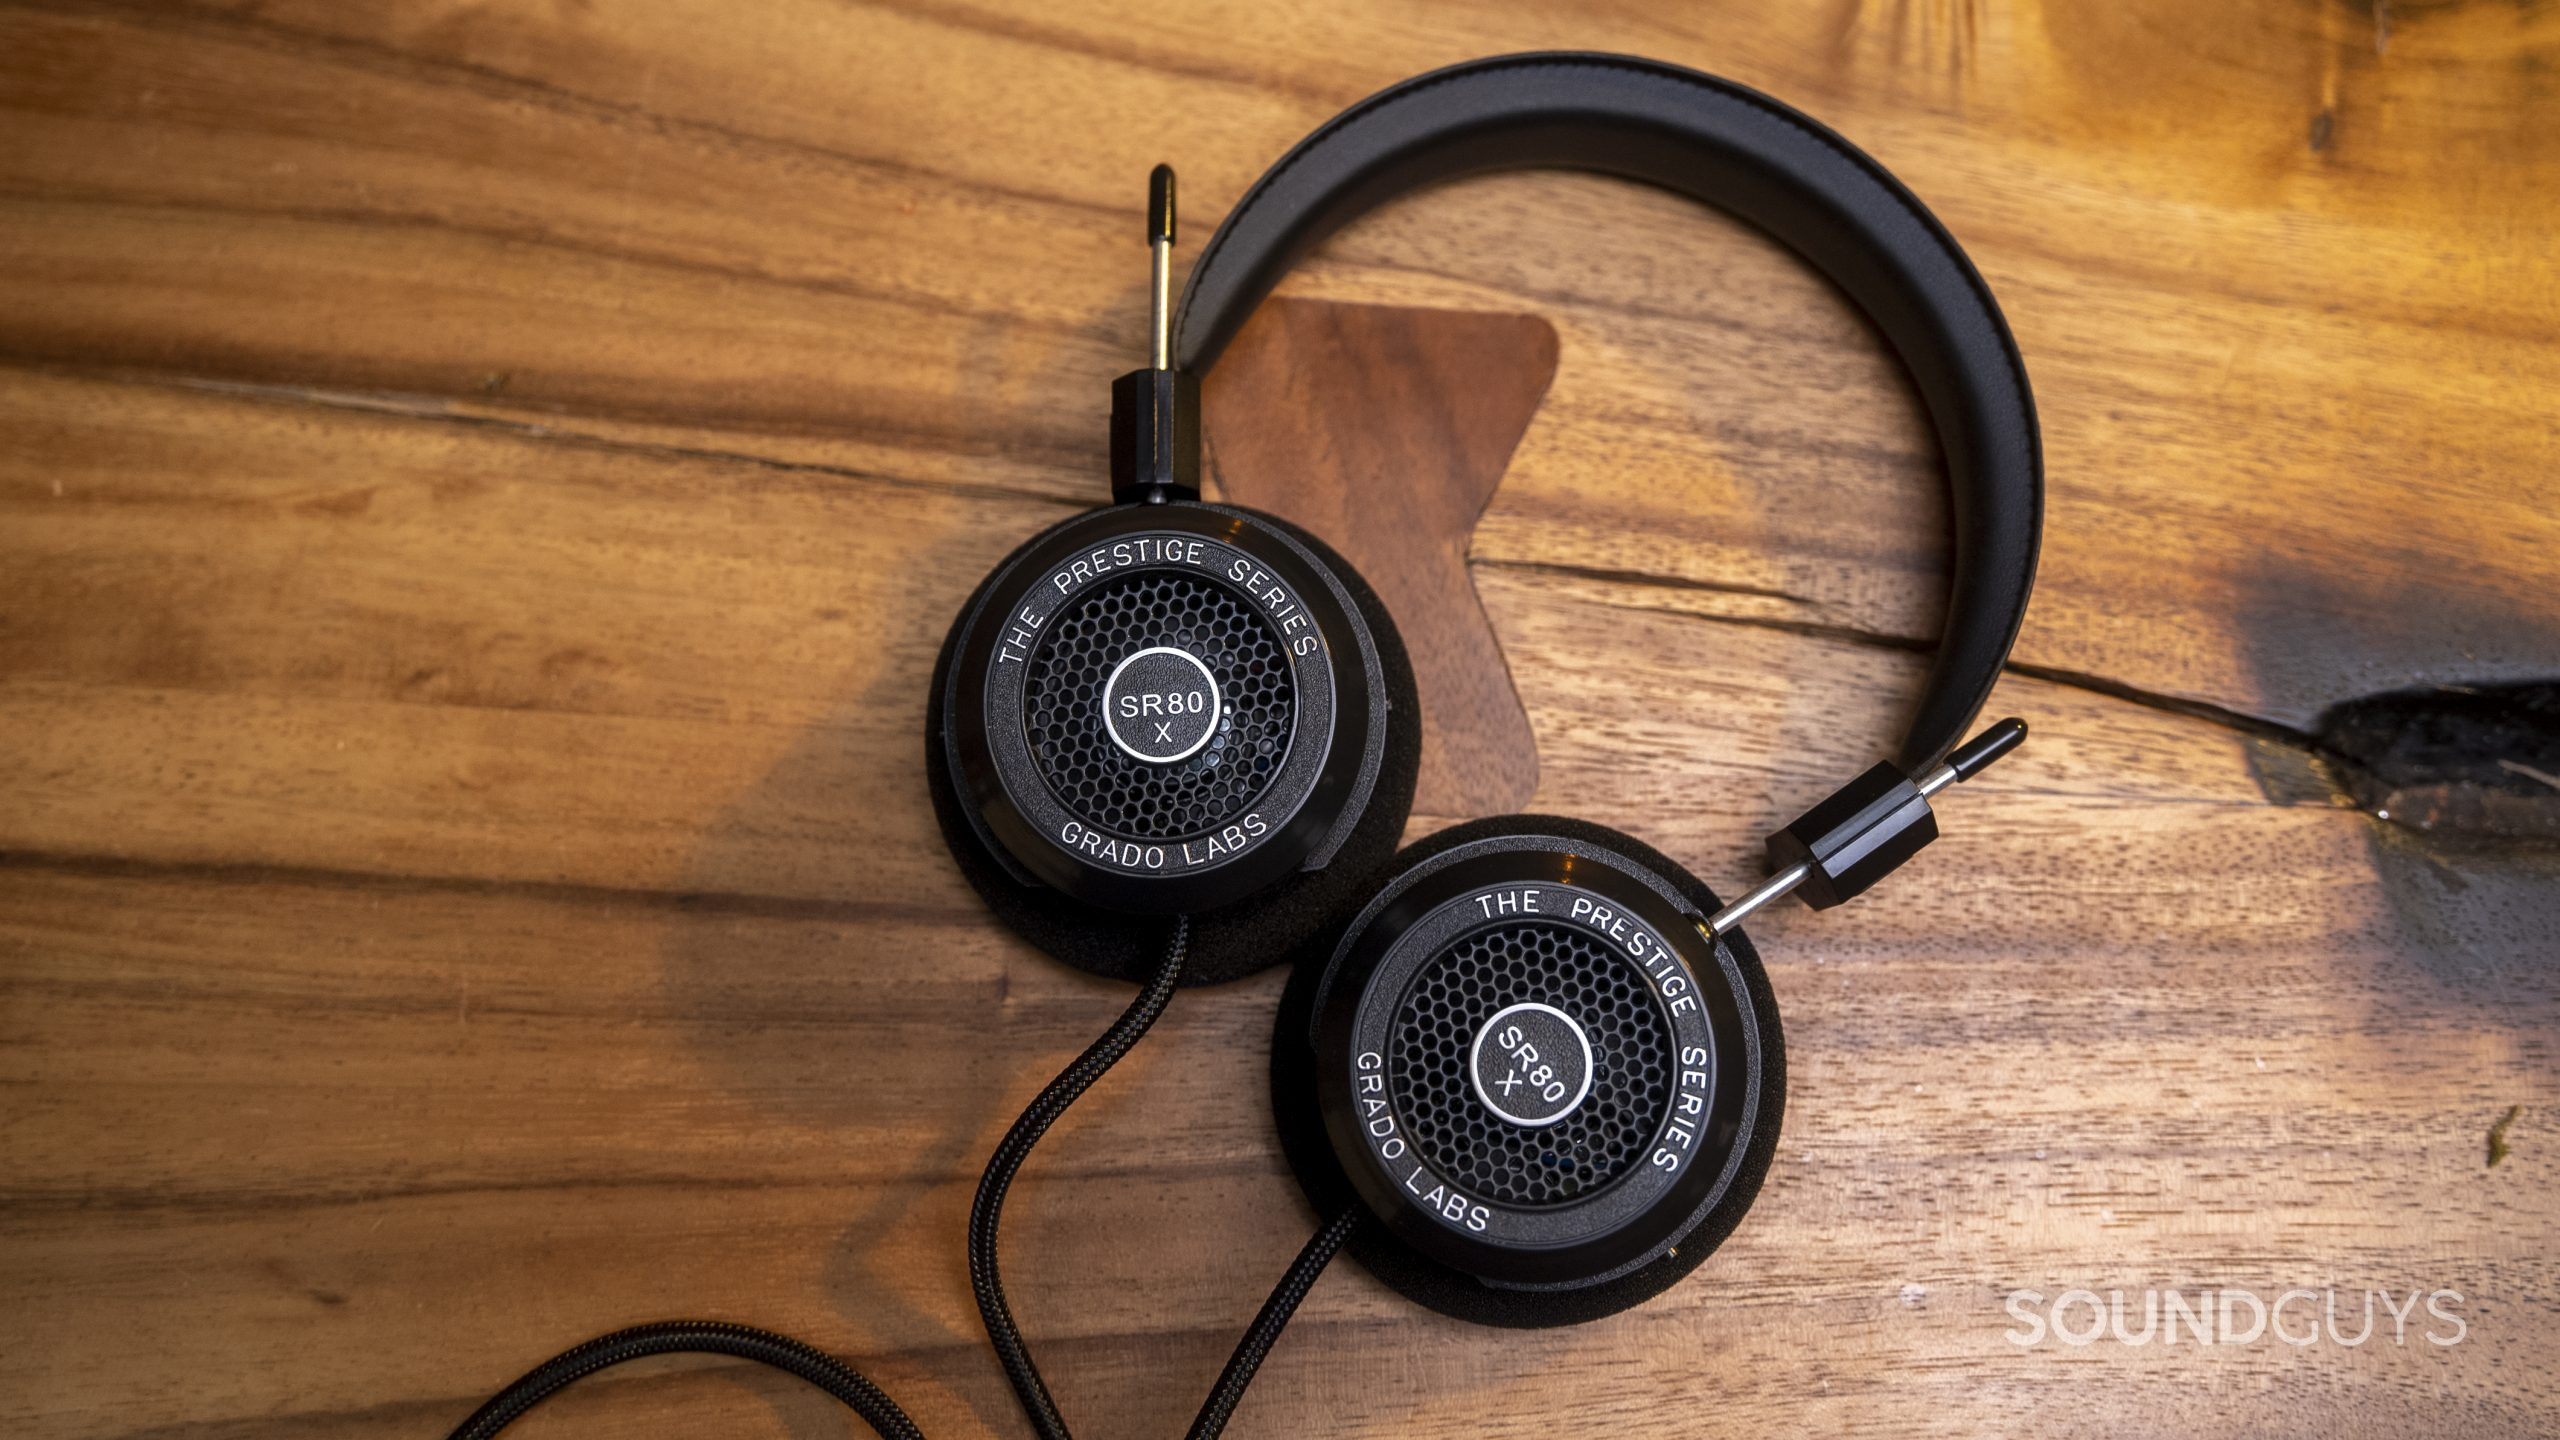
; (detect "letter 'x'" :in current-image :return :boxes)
[1154,722,1175,743]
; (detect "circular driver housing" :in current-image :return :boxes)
[928,501,1416,984]
[1275,816,1785,1326]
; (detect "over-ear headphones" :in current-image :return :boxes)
[923,427,1420,985]
[455,51,2040,1439]
[928,50,2038,1323]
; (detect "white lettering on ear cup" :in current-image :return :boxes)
[1101,645,1222,763]
[1468,1002,1595,1128]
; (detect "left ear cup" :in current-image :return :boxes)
[927,502,1420,986]
[1272,814,1785,1326]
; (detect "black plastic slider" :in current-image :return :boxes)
[1754,717,2030,916]
[1110,369,1200,504]
[1765,761,1936,912]
[1111,164,1200,505]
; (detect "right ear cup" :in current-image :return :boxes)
[927,501,1419,986]
[1272,814,1785,1327]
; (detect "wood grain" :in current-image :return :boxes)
[2,2,2557,1438]
[1207,296,1556,817]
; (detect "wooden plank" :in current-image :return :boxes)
[2,1,2557,1437]
[3,647,2552,1437]
[5,1,2554,723]
[1208,297,1556,817]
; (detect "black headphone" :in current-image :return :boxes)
[928,50,2038,1325]
[455,52,2040,1439]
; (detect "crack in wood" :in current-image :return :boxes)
[2318,682,2560,842]
[7,359,1092,511]
[1592,593,2560,845]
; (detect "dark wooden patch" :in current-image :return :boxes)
[1204,297,1557,819]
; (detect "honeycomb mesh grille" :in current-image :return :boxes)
[1023,569,1295,840]
[1390,921,1674,1208]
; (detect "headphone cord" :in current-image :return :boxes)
[446,916,1354,1440]
[439,1206,1352,1440]
[969,915,1191,1440]
[1184,1204,1362,1440]
[443,1319,923,1440]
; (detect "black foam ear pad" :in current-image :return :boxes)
[926,506,1420,987]
[1272,814,1785,1327]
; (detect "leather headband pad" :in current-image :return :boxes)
[1175,51,2041,770]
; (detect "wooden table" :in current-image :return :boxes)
[4,3,2556,1436]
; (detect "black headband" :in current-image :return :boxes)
[1172,52,2041,771]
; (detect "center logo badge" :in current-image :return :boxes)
[1469,1001,1596,1129]
[1102,646,1222,764]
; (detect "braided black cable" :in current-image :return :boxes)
[454,918,1270,1440]
[969,916,1192,1440]
[443,1319,925,1440]
[1186,1207,1360,1440]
